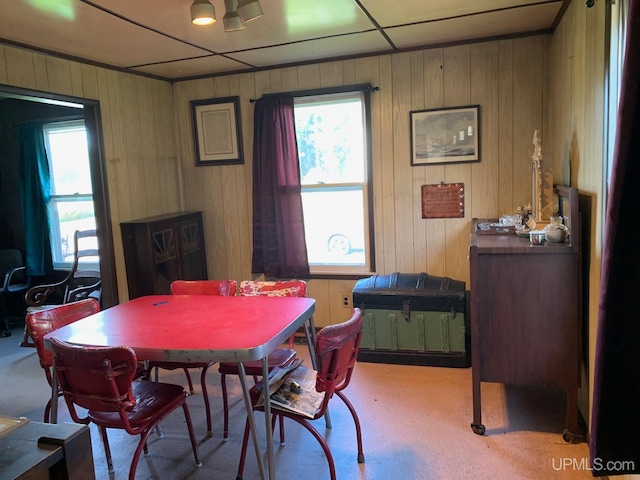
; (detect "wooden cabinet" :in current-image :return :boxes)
[468,186,583,441]
[120,211,208,299]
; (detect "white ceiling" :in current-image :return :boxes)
[0,0,568,82]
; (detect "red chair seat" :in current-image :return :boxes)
[90,381,189,429]
[150,361,210,370]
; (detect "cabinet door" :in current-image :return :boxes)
[151,224,181,294]
[177,218,207,281]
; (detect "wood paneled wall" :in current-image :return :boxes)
[0,35,552,329]
[548,0,607,435]
[174,36,549,327]
[0,45,181,302]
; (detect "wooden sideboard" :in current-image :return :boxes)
[120,211,208,299]
[468,185,583,441]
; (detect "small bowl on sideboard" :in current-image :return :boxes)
[529,230,546,245]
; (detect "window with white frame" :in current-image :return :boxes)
[606,0,629,188]
[294,89,373,274]
[42,119,98,268]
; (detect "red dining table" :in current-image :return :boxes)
[44,294,317,480]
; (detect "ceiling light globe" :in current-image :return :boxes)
[237,0,263,23]
[191,0,216,26]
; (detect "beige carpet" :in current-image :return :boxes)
[0,326,592,479]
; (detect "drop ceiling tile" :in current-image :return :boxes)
[131,55,251,79]
[0,1,208,68]
[385,3,560,49]
[228,31,393,68]
[361,0,559,28]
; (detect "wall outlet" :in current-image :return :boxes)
[341,295,351,308]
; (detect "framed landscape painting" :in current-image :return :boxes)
[410,105,480,166]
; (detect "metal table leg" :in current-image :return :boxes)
[50,368,58,423]
[238,361,268,480]
[262,356,275,480]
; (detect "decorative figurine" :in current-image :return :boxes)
[531,129,543,224]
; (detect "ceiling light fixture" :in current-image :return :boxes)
[191,0,216,26]
[237,0,263,23]
[223,0,246,32]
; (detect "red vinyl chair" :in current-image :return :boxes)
[25,298,101,423]
[236,308,365,480]
[146,279,237,437]
[49,337,202,480]
[170,279,237,297]
[219,280,305,440]
[237,280,308,353]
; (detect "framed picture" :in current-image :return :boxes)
[191,96,243,166]
[410,105,480,166]
[421,183,465,219]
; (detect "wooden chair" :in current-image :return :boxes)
[49,336,202,480]
[22,229,101,347]
[0,249,31,337]
[219,280,305,440]
[235,308,365,480]
[146,279,238,437]
[25,298,101,423]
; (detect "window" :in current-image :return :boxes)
[605,0,628,189]
[294,89,373,274]
[43,120,97,268]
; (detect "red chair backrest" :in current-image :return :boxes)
[49,337,138,414]
[239,280,307,297]
[26,299,101,374]
[314,308,363,396]
[170,280,238,296]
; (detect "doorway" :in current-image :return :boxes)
[0,85,118,308]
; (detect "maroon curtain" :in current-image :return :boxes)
[251,96,310,278]
[590,2,640,475]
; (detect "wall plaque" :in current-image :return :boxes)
[421,183,465,219]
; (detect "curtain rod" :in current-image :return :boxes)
[249,84,379,103]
